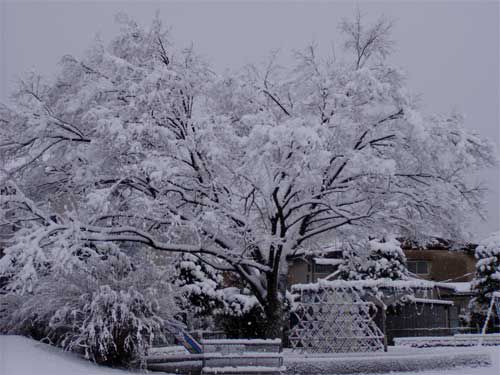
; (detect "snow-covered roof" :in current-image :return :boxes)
[435,282,472,293]
[401,237,477,253]
[405,296,454,306]
[291,278,438,292]
[318,245,343,253]
[288,245,342,259]
[313,258,343,266]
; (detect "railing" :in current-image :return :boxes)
[201,339,283,373]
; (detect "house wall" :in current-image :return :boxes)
[288,259,340,286]
[404,249,476,282]
[287,259,309,286]
[288,249,476,286]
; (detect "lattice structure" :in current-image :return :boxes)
[289,285,384,353]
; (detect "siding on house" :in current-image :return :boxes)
[287,246,477,287]
[404,249,475,282]
[287,259,309,285]
[287,257,341,285]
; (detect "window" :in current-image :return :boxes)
[408,260,430,275]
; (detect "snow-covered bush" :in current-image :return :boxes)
[174,254,266,337]
[0,241,176,367]
[338,237,408,281]
[216,276,268,338]
[51,285,164,365]
[216,303,267,339]
[469,232,500,329]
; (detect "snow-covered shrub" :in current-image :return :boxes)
[174,254,267,337]
[51,285,163,365]
[0,241,176,367]
[338,237,408,281]
[216,280,267,338]
[216,304,267,339]
[469,231,500,330]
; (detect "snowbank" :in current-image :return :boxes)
[283,346,495,375]
[394,333,500,347]
[0,335,144,375]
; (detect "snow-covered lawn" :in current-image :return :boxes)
[384,346,499,375]
[1,334,499,375]
[284,345,499,375]
[0,335,138,375]
[372,346,499,375]
[374,346,500,375]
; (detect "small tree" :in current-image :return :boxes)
[175,253,225,320]
[470,232,500,331]
[365,238,409,280]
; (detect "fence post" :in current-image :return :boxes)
[479,297,495,347]
[382,306,388,352]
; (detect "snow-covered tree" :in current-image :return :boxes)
[0,12,496,338]
[174,253,226,318]
[470,232,500,328]
[338,237,408,281]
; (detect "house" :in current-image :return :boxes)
[286,238,480,342]
[287,247,343,285]
[288,277,462,347]
[400,239,477,325]
[401,239,476,282]
[288,238,477,287]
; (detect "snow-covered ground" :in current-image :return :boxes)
[384,346,499,375]
[284,345,499,375]
[373,346,499,375]
[1,335,499,375]
[0,335,137,375]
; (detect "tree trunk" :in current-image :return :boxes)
[263,293,284,339]
[261,271,287,339]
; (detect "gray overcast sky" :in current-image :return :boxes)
[1,0,499,240]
